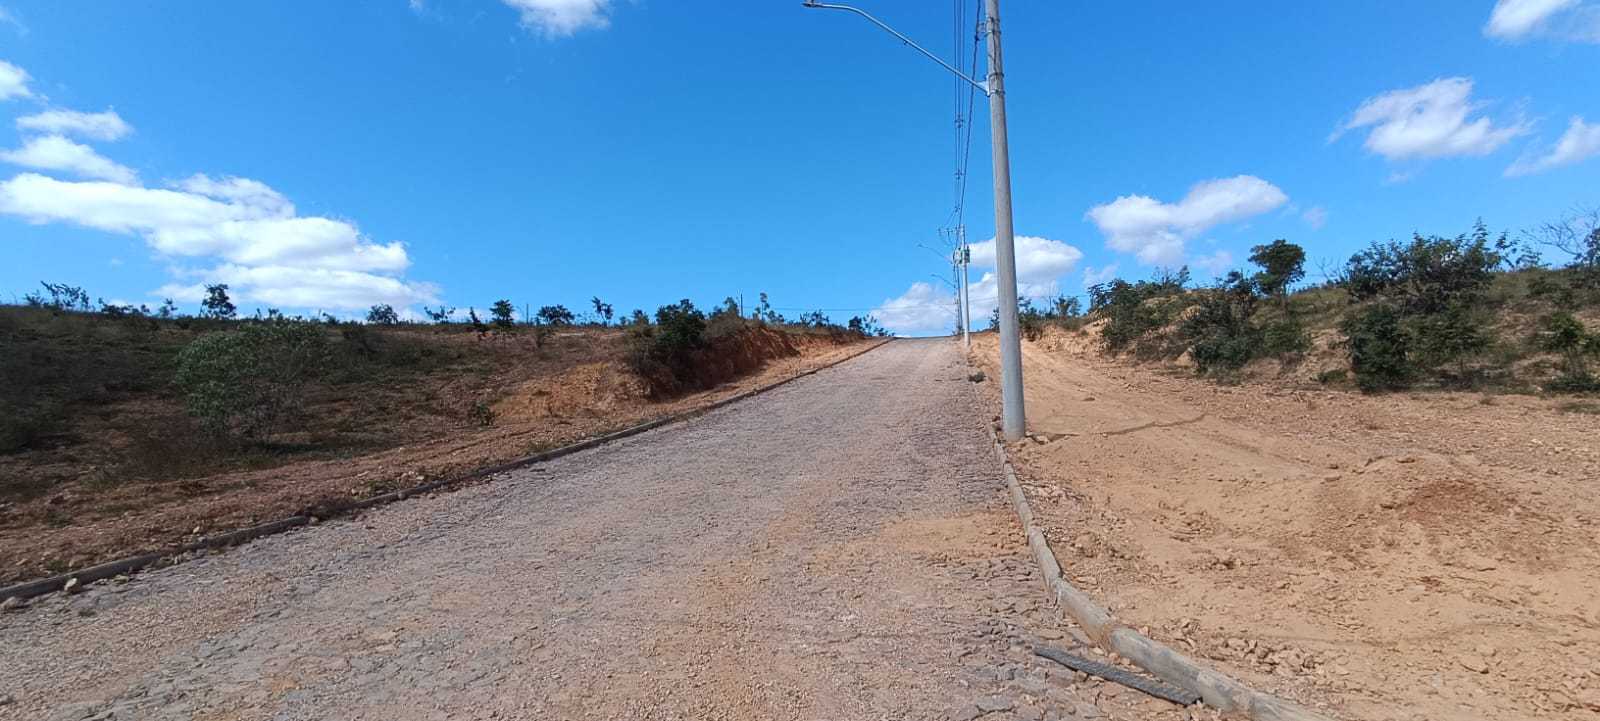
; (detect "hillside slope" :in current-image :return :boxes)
[0,307,875,583]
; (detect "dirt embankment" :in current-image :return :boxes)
[1,318,875,585]
[970,328,1600,721]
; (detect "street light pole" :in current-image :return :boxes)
[984,0,1025,441]
[803,0,1026,440]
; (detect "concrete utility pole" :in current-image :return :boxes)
[951,238,971,348]
[803,0,1026,439]
[984,0,1025,440]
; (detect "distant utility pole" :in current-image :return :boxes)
[958,227,971,349]
[804,0,1025,440]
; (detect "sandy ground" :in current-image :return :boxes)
[969,329,1600,721]
[2,339,1196,721]
[1,336,876,585]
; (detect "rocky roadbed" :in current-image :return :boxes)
[970,329,1600,721]
[0,336,871,587]
[3,339,1205,721]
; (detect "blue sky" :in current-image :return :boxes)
[1,1,1597,335]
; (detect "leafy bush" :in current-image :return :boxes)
[201,284,237,320]
[1537,311,1600,390]
[706,297,748,338]
[590,297,614,325]
[1340,304,1414,391]
[174,321,328,439]
[489,300,515,329]
[1179,272,1261,372]
[1089,267,1189,353]
[1249,239,1306,308]
[847,314,887,337]
[1338,226,1503,388]
[1261,316,1311,356]
[366,304,400,325]
[24,282,91,312]
[627,299,707,394]
[536,304,575,326]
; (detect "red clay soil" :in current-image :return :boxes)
[0,328,876,585]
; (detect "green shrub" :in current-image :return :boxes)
[1089,268,1188,353]
[706,297,748,339]
[536,305,575,326]
[1261,317,1311,356]
[627,299,707,394]
[174,321,328,439]
[1249,239,1306,309]
[1179,272,1261,372]
[1340,304,1415,391]
[489,300,515,329]
[1338,225,1504,386]
[366,304,400,325]
[1537,311,1600,390]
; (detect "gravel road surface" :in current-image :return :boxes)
[1,339,1181,721]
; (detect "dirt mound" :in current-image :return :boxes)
[970,332,1600,720]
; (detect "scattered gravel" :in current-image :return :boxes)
[0,340,1186,721]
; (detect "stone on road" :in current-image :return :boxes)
[0,339,1161,720]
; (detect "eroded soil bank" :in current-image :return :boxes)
[971,328,1600,721]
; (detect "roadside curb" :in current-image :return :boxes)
[1,338,893,604]
[965,358,1337,721]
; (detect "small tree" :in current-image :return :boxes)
[424,305,455,323]
[26,282,91,311]
[174,321,328,438]
[158,298,179,319]
[1249,239,1306,309]
[366,304,400,325]
[629,309,650,326]
[201,284,237,320]
[1341,304,1414,391]
[590,296,615,325]
[847,314,887,337]
[536,304,576,327]
[1538,311,1600,389]
[489,300,516,329]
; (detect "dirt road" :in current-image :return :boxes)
[0,339,1186,721]
[971,330,1600,721]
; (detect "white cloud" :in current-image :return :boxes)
[871,235,1084,335]
[1506,116,1600,176]
[156,264,437,312]
[0,135,138,183]
[967,235,1084,286]
[1485,0,1600,42]
[0,59,32,100]
[1302,205,1328,230]
[16,108,132,141]
[1085,175,1288,266]
[0,173,432,310]
[501,0,611,36]
[1487,0,1579,38]
[870,282,955,336]
[1331,77,1528,161]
